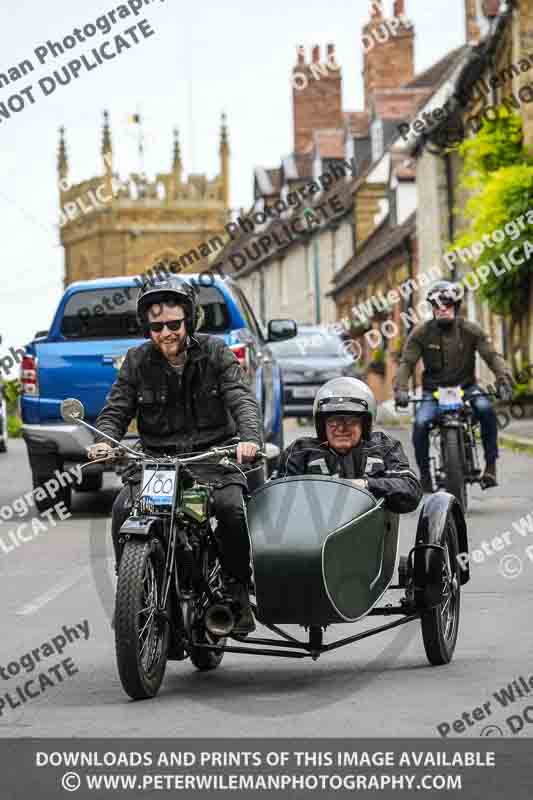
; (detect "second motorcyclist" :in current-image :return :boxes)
[393,281,513,491]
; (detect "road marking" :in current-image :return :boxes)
[15,565,89,616]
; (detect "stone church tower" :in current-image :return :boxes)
[58,111,230,286]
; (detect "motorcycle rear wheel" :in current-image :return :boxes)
[115,539,170,699]
[186,601,226,671]
[441,427,468,512]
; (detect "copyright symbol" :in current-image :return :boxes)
[343,339,363,363]
[480,725,504,737]
[61,772,81,792]
[499,554,523,579]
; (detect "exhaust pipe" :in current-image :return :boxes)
[204,603,235,637]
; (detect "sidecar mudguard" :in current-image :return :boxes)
[246,476,399,626]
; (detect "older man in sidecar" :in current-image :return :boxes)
[277,377,422,513]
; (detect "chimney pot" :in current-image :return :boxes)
[312,44,320,63]
[371,0,383,18]
[297,44,305,65]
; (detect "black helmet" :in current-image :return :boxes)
[136,275,199,337]
[426,280,463,311]
[313,377,377,442]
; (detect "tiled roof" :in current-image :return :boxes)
[216,168,357,278]
[330,212,416,296]
[403,45,469,89]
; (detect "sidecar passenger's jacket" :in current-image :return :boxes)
[277,431,422,514]
[95,334,262,455]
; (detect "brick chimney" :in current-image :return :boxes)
[292,43,343,154]
[465,0,500,44]
[362,0,415,109]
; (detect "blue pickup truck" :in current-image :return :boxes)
[21,274,296,511]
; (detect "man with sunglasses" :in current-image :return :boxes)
[87,275,262,635]
[277,377,421,514]
[394,281,514,492]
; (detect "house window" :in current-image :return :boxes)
[370,118,384,162]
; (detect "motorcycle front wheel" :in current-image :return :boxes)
[420,515,461,665]
[441,427,468,512]
[115,539,170,700]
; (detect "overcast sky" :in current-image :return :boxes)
[0,0,464,365]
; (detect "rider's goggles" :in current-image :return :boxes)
[325,414,363,429]
[429,293,455,308]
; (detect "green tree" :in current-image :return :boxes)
[451,109,533,368]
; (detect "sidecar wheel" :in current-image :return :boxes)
[420,516,461,665]
[115,540,169,699]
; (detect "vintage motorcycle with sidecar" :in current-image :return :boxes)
[61,397,469,701]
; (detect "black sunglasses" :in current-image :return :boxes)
[148,318,186,333]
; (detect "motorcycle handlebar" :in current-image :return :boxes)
[90,442,266,465]
[395,388,500,407]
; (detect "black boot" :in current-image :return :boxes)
[480,461,497,489]
[226,580,255,636]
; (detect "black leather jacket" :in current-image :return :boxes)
[277,430,422,514]
[95,334,263,455]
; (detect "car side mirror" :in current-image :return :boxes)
[61,398,85,422]
[34,330,49,339]
[267,319,297,342]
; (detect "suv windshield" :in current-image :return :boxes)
[60,284,230,339]
[271,330,344,358]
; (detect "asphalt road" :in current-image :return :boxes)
[0,423,532,739]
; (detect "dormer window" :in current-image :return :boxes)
[371,118,384,162]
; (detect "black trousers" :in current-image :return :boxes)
[111,481,251,584]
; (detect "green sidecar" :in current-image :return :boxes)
[234,475,469,666]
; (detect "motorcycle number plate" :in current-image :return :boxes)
[438,386,463,409]
[141,465,176,506]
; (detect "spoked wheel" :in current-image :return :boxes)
[421,515,461,665]
[441,427,468,512]
[115,540,170,699]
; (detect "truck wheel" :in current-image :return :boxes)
[32,473,72,514]
[76,473,103,492]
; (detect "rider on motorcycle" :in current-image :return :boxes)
[393,280,514,492]
[278,377,422,513]
[87,275,262,634]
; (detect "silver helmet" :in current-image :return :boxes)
[313,377,377,442]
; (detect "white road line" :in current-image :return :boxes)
[15,565,89,616]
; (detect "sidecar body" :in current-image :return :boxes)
[246,475,399,626]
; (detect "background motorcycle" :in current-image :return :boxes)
[406,386,500,511]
